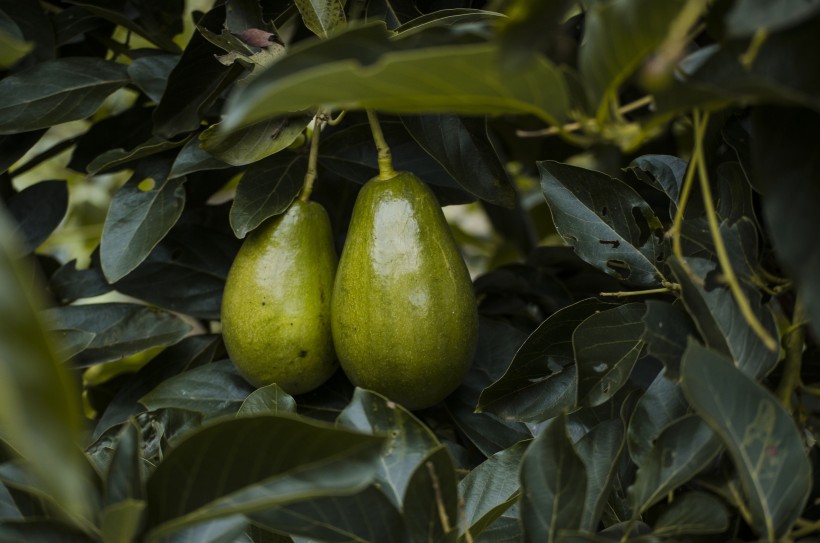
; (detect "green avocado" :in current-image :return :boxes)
[331,172,478,410]
[221,199,338,394]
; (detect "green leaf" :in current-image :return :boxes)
[223,23,570,131]
[496,0,576,71]
[752,107,820,341]
[400,114,515,207]
[153,515,247,543]
[295,0,346,37]
[625,154,687,214]
[403,446,459,543]
[628,413,722,514]
[0,58,129,134]
[640,300,698,380]
[6,180,68,254]
[626,371,689,465]
[459,440,528,539]
[140,361,255,419]
[144,414,385,540]
[519,412,586,542]
[168,136,233,179]
[0,519,96,542]
[87,136,189,175]
[723,0,820,37]
[0,209,94,524]
[579,0,687,118]
[100,159,186,282]
[0,27,32,68]
[101,500,146,543]
[575,418,625,531]
[200,115,311,166]
[539,161,665,287]
[104,420,144,506]
[680,341,811,540]
[238,384,297,415]
[230,153,307,239]
[574,302,645,407]
[479,299,613,423]
[127,54,178,103]
[42,302,192,366]
[651,490,729,537]
[337,388,439,507]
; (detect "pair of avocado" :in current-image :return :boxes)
[221,172,479,410]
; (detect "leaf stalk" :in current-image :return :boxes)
[299,111,326,202]
[365,109,397,180]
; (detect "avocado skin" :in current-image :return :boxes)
[331,172,478,410]
[221,200,338,394]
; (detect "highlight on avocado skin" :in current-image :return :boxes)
[221,199,338,395]
[331,171,479,410]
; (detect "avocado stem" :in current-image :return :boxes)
[299,111,326,202]
[365,109,397,180]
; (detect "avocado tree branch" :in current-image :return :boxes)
[777,299,807,411]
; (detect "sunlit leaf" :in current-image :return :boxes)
[200,115,311,166]
[295,0,346,38]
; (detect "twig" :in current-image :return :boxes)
[299,111,326,202]
[516,95,654,138]
[776,300,807,411]
[426,461,452,535]
[599,286,677,298]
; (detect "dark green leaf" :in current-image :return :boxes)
[669,256,778,379]
[475,508,521,543]
[519,412,586,542]
[100,159,186,282]
[0,0,53,62]
[0,519,96,542]
[752,106,820,341]
[87,136,188,175]
[0,26,32,68]
[238,384,296,416]
[101,499,146,543]
[539,161,665,287]
[66,0,182,53]
[403,446,458,543]
[42,302,191,366]
[459,440,528,539]
[128,54,178,102]
[575,418,625,531]
[223,24,570,131]
[640,300,698,380]
[364,0,421,28]
[723,0,820,37]
[140,361,255,419]
[337,388,439,507]
[0,58,129,134]
[49,258,111,304]
[625,154,687,212]
[579,0,687,117]
[295,0,346,38]
[230,153,306,239]
[0,130,44,175]
[144,415,385,540]
[0,209,94,522]
[168,136,233,180]
[200,115,311,166]
[652,490,729,537]
[628,414,722,514]
[105,420,144,506]
[6,180,68,254]
[626,371,689,465]
[496,0,576,70]
[400,114,515,206]
[681,341,811,540]
[479,299,613,423]
[716,162,757,225]
[154,515,247,543]
[0,480,22,519]
[574,302,645,407]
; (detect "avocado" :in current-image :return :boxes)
[331,172,478,410]
[221,199,337,394]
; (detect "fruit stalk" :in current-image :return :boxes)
[365,109,397,180]
[299,110,326,202]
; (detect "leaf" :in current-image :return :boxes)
[400,114,515,206]
[101,499,146,543]
[6,180,68,254]
[87,136,188,175]
[0,130,44,175]
[574,418,625,531]
[496,0,576,71]
[723,0,820,37]
[168,136,233,179]
[669,256,778,379]
[640,300,698,380]
[579,0,687,117]
[626,370,689,465]
[0,0,53,63]
[364,0,421,28]
[680,341,812,540]
[0,519,96,542]
[539,161,665,287]
[625,154,687,212]
[153,515,247,543]
[475,508,521,543]
[519,412,586,542]
[229,153,307,239]
[0,209,94,523]
[403,446,458,543]
[42,302,192,366]
[752,107,820,341]
[459,440,528,539]
[49,257,111,304]
[238,384,297,415]
[574,302,645,407]
[0,27,32,68]
[127,54,179,102]
[200,115,311,166]
[100,159,186,282]
[651,490,729,537]
[144,415,385,540]
[627,414,722,514]
[140,361,255,419]
[222,23,570,131]
[104,420,144,506]
[337,388,439,507]
[479,299,613,423]
[0,58,129,134]
[295,0,346,38]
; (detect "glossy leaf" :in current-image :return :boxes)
[6,180,68,254]
[100,159,186,282]
[479,299,613,423]
[127,54,178,102]
[200,115,311,166]
[681,341,811,540]
[640,300,698,379]
[626,154,687,212]
[0,209,93,523]
[337,389,439,507]
[403,445,458,543]
[230,153,307,239]
[520,412,586,542]
[140,361,255,419]
[42,302,192,366]
[0,58,128,134]
[144,415,385,540]
[223,23,570,131]
[652,490,729,537]
[238,384,297,415]
[574,302,645,407]
[626,370,689,465]
[539,161,665,287]
[168,137,232,179]
[296,0,346,38]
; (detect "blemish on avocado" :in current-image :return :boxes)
[299,350,308,358]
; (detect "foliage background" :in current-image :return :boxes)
[1,0,820,542]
